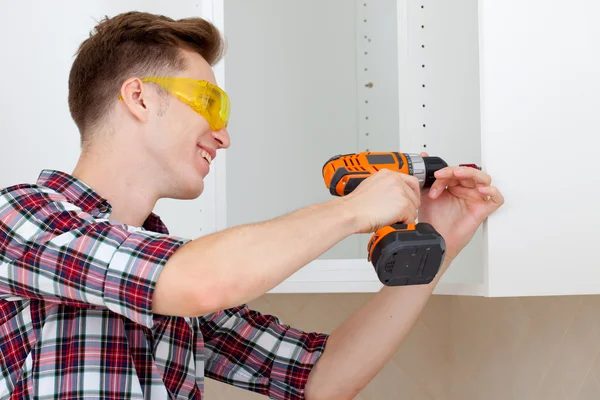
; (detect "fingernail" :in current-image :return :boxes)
[430,189,437,198]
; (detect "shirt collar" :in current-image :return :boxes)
[36,169,169,234]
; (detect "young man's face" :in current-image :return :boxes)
[143,50,230,200]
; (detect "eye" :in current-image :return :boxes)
[206,97,219,112]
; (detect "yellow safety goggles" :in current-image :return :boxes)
[119,76,230,131]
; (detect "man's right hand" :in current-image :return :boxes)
[342,169,421,234]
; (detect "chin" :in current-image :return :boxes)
[172,178,205,200]
[183,184,205,200]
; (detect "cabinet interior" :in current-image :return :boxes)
[223,0,483,286]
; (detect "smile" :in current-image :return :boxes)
[197,145,213,165]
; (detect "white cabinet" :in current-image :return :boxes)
[1,1,598,297]
[214,0,600,296]
[477,0,600,296]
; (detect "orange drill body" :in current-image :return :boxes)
[323,152,412,196]
[322,151,449,286]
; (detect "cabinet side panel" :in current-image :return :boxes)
[402,0,484,284]
[479,0,600,295]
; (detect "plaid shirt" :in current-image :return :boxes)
[0,169,328,399]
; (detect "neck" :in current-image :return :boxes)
[71,144,158,227]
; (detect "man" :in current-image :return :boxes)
[0,11,503,400]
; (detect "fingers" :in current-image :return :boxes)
[394,174,420,220]
[428,178,457,199]
[435,166,492,186]
[398,173,421,201]
[402,183,420,208]
[371,169,421,222]
[477,185,505,208]
[458,179,477,189]
[449,184,504,211]
[429,166,492,199]
[401,206,419,225]
[447,185,484,201]
[380,169,421,208]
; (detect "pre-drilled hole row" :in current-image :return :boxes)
[421,3,427,147]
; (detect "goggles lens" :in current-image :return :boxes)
[141,76,230,130]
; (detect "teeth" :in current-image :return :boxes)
[200,149,212,165]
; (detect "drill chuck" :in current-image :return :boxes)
[403,154,448,188]
[422,156,448,187]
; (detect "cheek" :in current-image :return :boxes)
[156,112,193,149]
[153,104,212,157]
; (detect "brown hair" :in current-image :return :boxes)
[68,11,225,147]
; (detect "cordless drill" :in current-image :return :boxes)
[322,152,453,286]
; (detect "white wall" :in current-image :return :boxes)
[0,0,215,240]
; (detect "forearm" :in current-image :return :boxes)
[154,197,356,316]
[304,257,453,400]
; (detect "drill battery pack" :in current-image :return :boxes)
[367,223,446,286]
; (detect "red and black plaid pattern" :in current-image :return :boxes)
[0,170,328,399]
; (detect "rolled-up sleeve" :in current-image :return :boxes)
[198,305,329,400]
[101,227,190,327]
[0,212,189,329]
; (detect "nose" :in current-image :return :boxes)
[213,127,230,149]
[213,128,231,149]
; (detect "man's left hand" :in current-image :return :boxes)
[417,152,504,263]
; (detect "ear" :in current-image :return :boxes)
[119,77,150,123]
